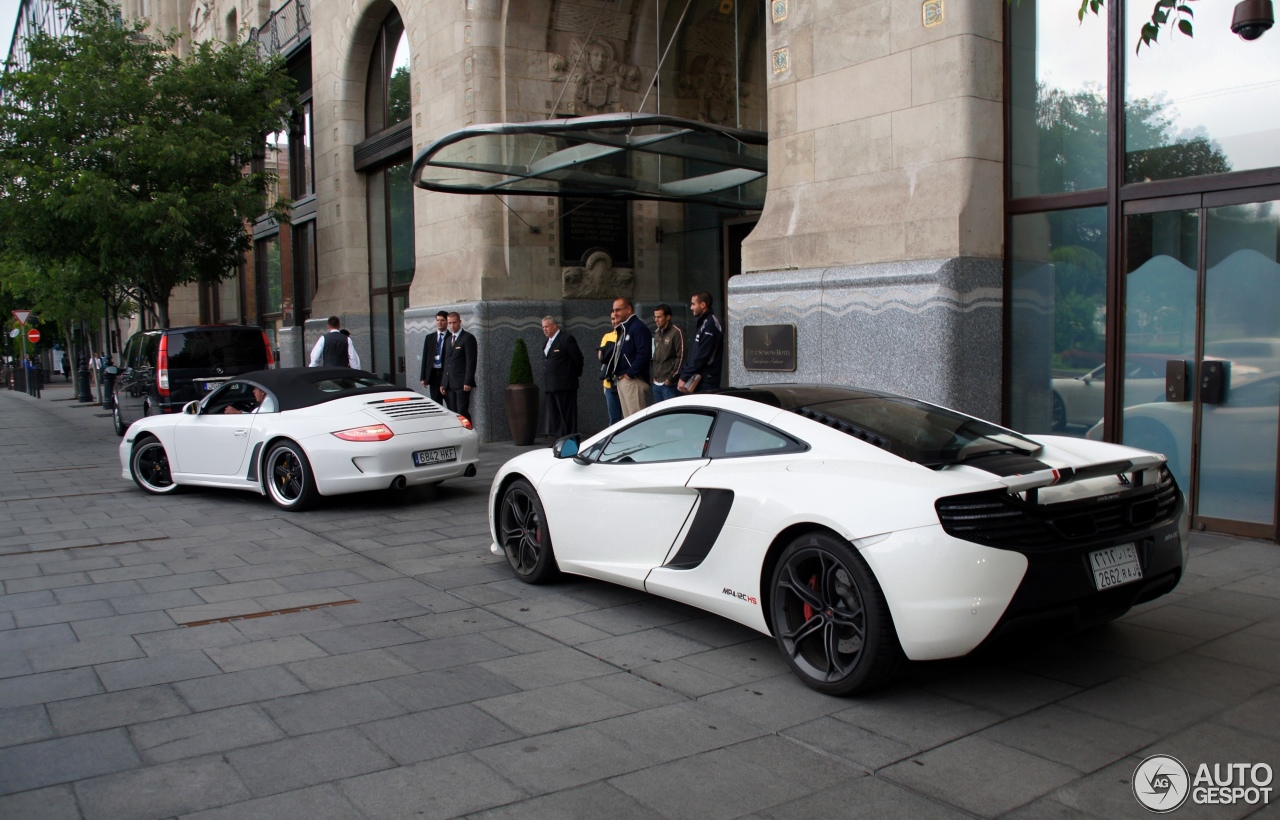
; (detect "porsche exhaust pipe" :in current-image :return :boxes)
[390,475,407,490]
[464,464,477,477]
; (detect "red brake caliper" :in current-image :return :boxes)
[803,575,818,621]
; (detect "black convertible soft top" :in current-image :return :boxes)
[232,368,408,412]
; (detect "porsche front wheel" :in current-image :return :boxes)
[497,479,558,584]
[130,435,179,495]
[769,532,904,696]
[264,440,318,511]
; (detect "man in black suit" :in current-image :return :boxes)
[418,310,449,402]
[441,312,478,422]
[540,316,584,438]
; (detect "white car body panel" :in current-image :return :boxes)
[121,378,479,501]
[489,391,1186,664]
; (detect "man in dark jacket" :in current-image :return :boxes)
[540,316,584,437]
[419,310,449,400]
[441,312,478,422]
[611,297,652,417]
[678,292,722,394]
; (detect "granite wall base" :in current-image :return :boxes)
[727,258,1004,423]
[405,301,622,443]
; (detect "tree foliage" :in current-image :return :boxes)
[1014,0,1202,52]
[0,0,296,328]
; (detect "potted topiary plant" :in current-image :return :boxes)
[505,337,540,445]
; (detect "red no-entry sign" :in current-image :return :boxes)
[26,328,40,344]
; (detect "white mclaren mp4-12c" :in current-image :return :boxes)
[488,385,1187,695]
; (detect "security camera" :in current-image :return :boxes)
[1232,0,1274,40]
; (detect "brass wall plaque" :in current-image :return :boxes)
[743,324,797,372]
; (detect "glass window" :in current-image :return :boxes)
[1008,206,1109,436]
[712,415,803,457]
[290,102,313,199]
[265,130,288,205]
[387,30,411,127]
[256,234,283,315]
[599,412,715,463]
[388,158,415,286]
[1008,0,1108,197]
[293,221,315,315]
[1124,2,1280,182]
[365,12,407,136]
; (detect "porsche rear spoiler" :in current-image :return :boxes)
[999,454,1166,494]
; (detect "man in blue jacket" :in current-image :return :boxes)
[678,291,723,394]
[611,296,652,417]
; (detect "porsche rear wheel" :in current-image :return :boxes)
[130,435,179,495]
[264,440,318,511]
[770,532,904,696]
[497,479,558,584]
[1051,392,1067,431]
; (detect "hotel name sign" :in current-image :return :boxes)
[743,324,797,372]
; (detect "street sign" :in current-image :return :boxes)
[12,310,31,325]
[27,328,40,344]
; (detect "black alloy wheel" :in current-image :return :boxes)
[497,478,558,583]
[264,440,318,511]
[770,532,903,696]
[129,436,179,495]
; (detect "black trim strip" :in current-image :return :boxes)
[246,443,263,482]
[665,489,734,569]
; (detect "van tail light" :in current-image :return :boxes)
[263,331,275,368]
[457,415,473,430]
[157,335,169,396]
[332,424,394,442]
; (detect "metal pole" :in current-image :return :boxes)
[19,321,28,395]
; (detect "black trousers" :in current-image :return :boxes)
[426,367,444,401]
[446,388,472,422]
[544,390,578,437]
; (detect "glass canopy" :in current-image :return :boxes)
[409,113,768,210]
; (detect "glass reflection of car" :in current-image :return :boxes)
[1204,338,1280,373]
[119,367,480,510]
[1086,373,1280,511]
[1051,357,1166,431]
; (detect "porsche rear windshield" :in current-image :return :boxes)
[800,396,1040,467]
[311,376,390,392]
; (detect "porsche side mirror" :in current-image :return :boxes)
[553,434,580,459]
[183,401,200,415]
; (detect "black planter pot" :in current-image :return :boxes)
[505,384,540,445]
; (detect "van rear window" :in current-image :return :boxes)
[166,330,268,369]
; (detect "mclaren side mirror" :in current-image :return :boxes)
[553,434,580,459]
[183,401,200,415]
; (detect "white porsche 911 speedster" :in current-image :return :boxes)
[120,367,479,510]
[488,385,1187,696]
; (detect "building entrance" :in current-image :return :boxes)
[1122,190,1280,538]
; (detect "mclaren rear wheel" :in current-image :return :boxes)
[769,532,904,696]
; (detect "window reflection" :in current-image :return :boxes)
[387,30,411,127]
[1009,208,1108,436]
[1124,1,1279,181]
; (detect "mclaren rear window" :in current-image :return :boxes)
[798,396,1040,468]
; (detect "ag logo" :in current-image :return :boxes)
[1134,754,1190,813]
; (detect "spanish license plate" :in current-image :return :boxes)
[1089,543,1143,591]
[413,447,456,467]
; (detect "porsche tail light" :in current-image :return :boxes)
[156,335,169,396]
[457,415,473,430]
[262,330,275,368]
[332,424,394,442]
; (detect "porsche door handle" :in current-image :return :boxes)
[233,429,248,437]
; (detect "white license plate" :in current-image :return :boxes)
[1089,543,1143,591]
[413,447,456,467]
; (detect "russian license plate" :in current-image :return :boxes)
[1089,543,1143,591]
[413,447,456,467]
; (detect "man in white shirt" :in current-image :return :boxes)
[309,316,362,369]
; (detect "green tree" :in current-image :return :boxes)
[0,0,296,328]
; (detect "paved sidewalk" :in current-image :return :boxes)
[0,382,1277,819]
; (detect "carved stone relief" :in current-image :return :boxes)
[563,250,634,299]
[546,2,641,116]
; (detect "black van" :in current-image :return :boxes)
[113,325,274,435]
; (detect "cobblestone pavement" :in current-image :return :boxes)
[0,382,1277,819]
